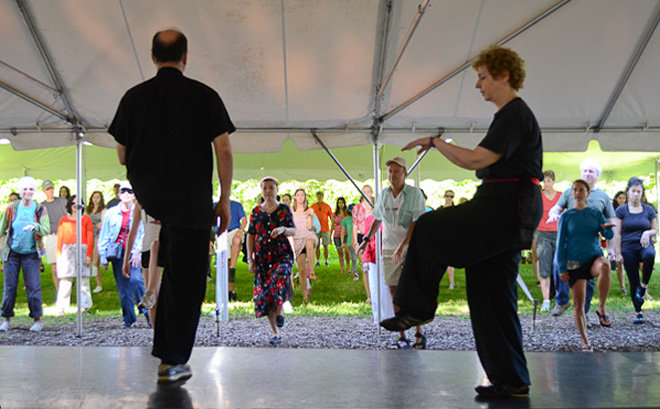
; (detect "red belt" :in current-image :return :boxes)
[483,178,540,186]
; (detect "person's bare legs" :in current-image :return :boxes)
[228,233,242,293]
[447,266,455,288]
[323,244,329,265]
[305,238,317,280]
[570,280,589,349]
[52,264,59,292]
[540,276,551,303]
[146,240,162,329]
[362,264,371,300]
[296,253,309,301]
[337,245,346,274]
[267,309,279,337]
[616,262,625,292]
[593,257,611,321]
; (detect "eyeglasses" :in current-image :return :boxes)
[445,195,454,198]
[120,188,133,194]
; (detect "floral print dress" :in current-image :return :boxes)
[248,204,295,318]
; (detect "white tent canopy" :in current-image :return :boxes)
[2,0,660,155]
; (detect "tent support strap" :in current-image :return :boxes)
[312,131,374,207]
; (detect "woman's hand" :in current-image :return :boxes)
[559,272,569,283]
[85,256,91,266]
[122,258,130,279]
[130,252,141,268]
[392,243,405,265]
[357,239,368,258]
[270,226,286,238]
[616,254,624,264]
[248,259,257,274]
[601,223,614,229]
[402,137,434,155]
[641,230,651,247]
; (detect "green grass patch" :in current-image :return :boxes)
[2,251,659,319]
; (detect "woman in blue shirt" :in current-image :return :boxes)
[0,176,50,332]
[556,179,613,352]
[613,177,657,324]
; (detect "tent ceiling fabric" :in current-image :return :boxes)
[2,0,660,162]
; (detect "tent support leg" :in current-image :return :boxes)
[75,128,84,337]
[312,131,373,207]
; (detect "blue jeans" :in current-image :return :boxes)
[554,263,594,313]
[2,251,43,319]
[110,250,147,326]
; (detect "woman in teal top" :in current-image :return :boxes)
[0,176,50,332]
[555,179,613,352]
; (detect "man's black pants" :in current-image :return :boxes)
[152,223,209,365]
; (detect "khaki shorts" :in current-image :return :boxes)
[316,231,331,247]
[382,248,406,287]
[226,228,244,256]
[45,234,57,264]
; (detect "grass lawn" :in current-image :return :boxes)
[2,250,659,320]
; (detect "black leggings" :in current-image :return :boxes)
[621,244,655,312]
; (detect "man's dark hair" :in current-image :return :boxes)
[152,30,188,63]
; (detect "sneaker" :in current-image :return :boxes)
[0,319,9,331]
[157,364,192,384]
[621,287,628,296]
[551,303,570,317]
[122,322,133,328]
[634,313,645,325]
[93,286,103,294]
[269,336,280,346]
[138,290,157,309]
[29,319,43,332]
[324,260,329,267]
[315,261,320,267]
[475,384,530,399]
[353,273,360,281]
[449,282,455,290]
[541,300,551,311]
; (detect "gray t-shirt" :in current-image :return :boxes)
[42,198,67,233]
[556,187,615,219]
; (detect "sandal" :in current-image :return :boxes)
[582,344,593,353]
[634,313,645,325]
[595,311,611,327]
[395,337,411,349]
[412,332,427,350]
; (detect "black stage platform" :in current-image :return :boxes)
[1,346,659,408]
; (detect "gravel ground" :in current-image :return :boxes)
[1,310,660,352]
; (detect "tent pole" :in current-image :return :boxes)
[656,159,659,262]
[75,128,84,337]
[312,131,374,207]
[373,140,382,334]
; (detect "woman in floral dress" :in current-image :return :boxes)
[247,177,296,345]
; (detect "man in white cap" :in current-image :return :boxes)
[358,157,427,349]
[41,180,67,292]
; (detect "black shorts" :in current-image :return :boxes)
[567,255,601,288]
[141,250,150,269]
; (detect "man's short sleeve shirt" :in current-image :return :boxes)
[109,67,235,230]
[228,200,246,231]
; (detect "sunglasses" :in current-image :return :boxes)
[445,195,454,198]
[120,188,133,194]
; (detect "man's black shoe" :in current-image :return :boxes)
[380,311,433,331]
[475,384,529,399]
[228,291,237,302]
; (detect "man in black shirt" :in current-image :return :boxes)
[381,46,542,399]
[109,29,234,384]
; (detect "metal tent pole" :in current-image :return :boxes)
[373,142,382,334]
[75,128,84,337]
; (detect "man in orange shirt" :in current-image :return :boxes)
[311,191,333,267]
